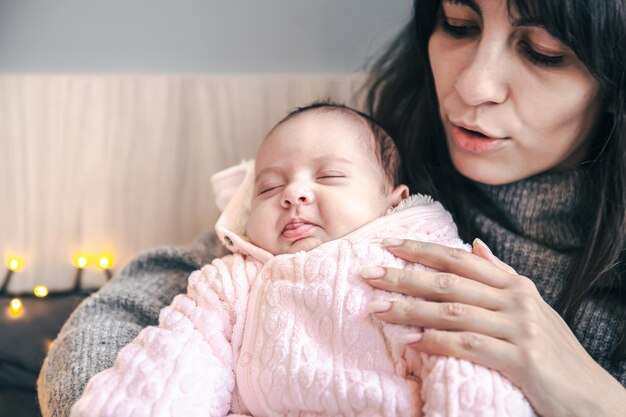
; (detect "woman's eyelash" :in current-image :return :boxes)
[440,18,566,68]
[440,19,479,38]
[518,41,565,67]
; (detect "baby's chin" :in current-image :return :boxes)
[283,236,327,254]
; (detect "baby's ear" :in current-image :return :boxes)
[389,184,410,206]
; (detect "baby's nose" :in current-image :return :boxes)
[281,184,314,207]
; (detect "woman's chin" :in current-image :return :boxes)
[452,157,526,186]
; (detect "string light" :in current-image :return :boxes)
[72,254,89,292]
[98,257,110,269]
[75,255,89,269]
[1,256,23,295]
[34,285,49,298]
[1,251,115,296]
[8,297,23,317]
[76,257,88,269]
[98,253,114,280]
[1,249,119,326]
[8,257,22,272]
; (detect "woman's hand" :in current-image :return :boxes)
[362,238,626,417]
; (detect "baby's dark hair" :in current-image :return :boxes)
[276,101,403,189]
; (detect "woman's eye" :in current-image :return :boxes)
[518,41,565,67]
[440,18,479,38]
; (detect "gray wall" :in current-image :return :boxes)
[0,0,413,73]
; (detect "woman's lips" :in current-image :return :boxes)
[282,221,317,240]
[450,125,508,154]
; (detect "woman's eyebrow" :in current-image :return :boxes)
[446,0,481,15]
[511,16,546,29]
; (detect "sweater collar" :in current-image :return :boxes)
[469,169,591,251]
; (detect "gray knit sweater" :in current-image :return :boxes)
[463,170,625,384]
[37,233,228,417]
[37,170,626,417]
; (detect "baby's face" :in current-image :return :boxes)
[245,111,405,255]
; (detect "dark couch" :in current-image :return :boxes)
[0,294,87,417]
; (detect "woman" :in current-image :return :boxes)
[364,0,626,415]
[38,0,625,416]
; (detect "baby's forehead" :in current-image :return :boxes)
[261,108,377,153]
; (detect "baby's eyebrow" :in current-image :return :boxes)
[255,155,353,182]
[313,155,353,165]
[254,168,279,184]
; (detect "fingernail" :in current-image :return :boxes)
[367,301,392,313]
[361,266,385,279]
[383,238,405,247]
[472,238,492,254]
[401,333,423,344]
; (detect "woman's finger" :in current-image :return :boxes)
[472,238,517,274]
[362,267,506,310]
[402,330,523,385]
[382,238,514,288]
[367,298,514,340]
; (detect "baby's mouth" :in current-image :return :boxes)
[282,221,317,239]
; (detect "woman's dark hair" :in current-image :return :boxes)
[366,0,626,359]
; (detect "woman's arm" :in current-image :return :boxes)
[37,232,223,417]
[364,238,626,417]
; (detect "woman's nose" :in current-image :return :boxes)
[454,41,510,106]
[281,183,314,208]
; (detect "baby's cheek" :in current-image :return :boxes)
[246,209,268,245]
[341,206,387,235]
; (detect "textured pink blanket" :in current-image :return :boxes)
[71,199,534,417]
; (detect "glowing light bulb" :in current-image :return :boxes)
[75,256,88,269]
[9,298,23,317]
[7,257,22,272]
[98,255,113,270]
[34,285,49,298]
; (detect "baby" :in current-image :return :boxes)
[71,103,533,417]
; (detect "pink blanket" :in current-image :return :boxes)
[71,198,534,417]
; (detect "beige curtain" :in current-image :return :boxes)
[0,74,366,292]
